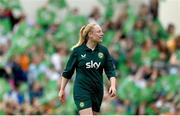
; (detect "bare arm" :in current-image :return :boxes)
[59,76,69,103]
[60,76,69,91]
[110,77,116,88]
[59,48,77,103]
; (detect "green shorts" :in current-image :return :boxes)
[73,87,103,112]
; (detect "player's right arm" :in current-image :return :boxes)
[58,48,78,103]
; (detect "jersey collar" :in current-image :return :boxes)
[82,43,100,52]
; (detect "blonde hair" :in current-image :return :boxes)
[71,23,96,50]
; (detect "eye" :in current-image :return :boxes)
[98,30,101,33]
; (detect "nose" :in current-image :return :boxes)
[101,32,104,36]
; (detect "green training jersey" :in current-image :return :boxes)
[62,43,116,92]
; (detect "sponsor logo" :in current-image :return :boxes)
[81,54,86,58]
[86,60,101,69]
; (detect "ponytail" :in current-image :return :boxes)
[71,23,96,50]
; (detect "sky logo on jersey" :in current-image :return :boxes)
[86,60,101,69]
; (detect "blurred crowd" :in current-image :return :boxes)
[0,0,180,115]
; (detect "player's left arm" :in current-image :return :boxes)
[104,47,117,97]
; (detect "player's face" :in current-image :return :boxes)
[89,25,104,43]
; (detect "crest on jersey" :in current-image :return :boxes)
[98,52,104,59]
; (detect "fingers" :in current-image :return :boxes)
[110,90,116,97]
[59,91,65,104]
[59,96,65,104]
[61,97,65,103]
[109,87,116,97]
[111,90,116,97]
[59,95,65,103]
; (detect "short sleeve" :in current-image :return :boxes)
[62,49,77,79]
[104,48,116,79]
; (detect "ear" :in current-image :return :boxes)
[88,31,93,38]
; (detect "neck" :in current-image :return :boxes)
[86,40,97,51]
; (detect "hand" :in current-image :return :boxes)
[58,89,66,104]
[108,86,116,97]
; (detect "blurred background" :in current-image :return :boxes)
[0,0,180,115]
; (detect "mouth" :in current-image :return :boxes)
[99,35,103,39]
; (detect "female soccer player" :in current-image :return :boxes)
[59,23,116,115]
